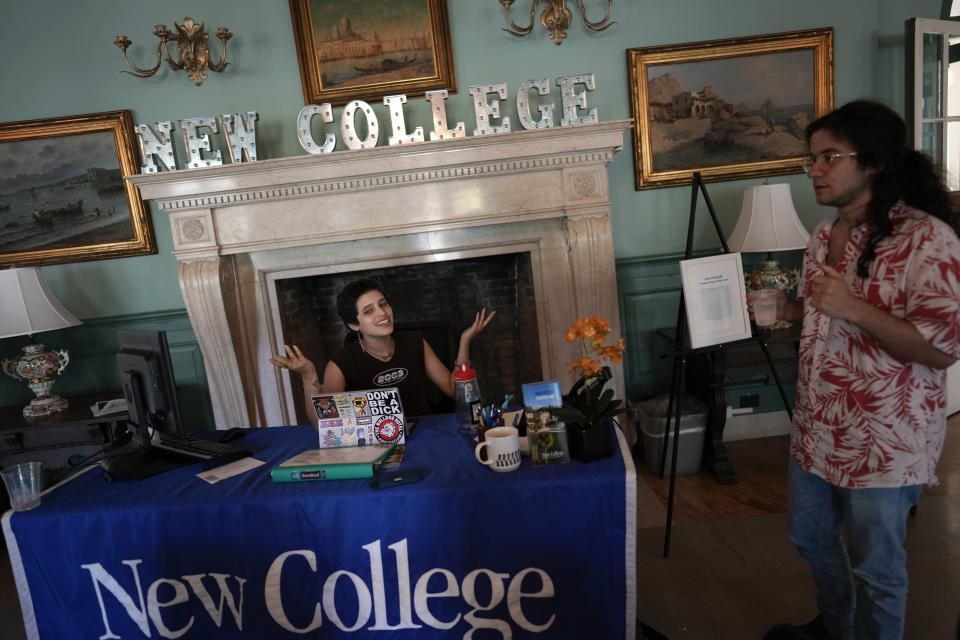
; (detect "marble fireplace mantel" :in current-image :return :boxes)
[128,119,632,429]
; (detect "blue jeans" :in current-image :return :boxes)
[787,459,922,640]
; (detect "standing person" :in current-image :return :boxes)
[765,101,960,640]
[269,277,494,425]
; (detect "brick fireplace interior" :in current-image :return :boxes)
[276,252,541,424]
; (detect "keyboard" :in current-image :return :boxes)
[151,436,251,461]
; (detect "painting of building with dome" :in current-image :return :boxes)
[290,0,456,106]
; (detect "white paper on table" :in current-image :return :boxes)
[679,253,752,349]
[197,457,265,484]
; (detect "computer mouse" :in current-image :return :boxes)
[217,427,247,443]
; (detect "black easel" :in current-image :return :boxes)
[660,172,794,557]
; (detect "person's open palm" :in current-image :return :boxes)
[462,309,496,342]
[269,344,316,378]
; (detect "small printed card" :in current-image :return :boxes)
[196,457,265,484]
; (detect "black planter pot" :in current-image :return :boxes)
[567,419,615,463]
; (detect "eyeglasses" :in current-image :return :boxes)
[801,152,858,173]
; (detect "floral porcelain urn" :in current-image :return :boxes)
[745,257,801,330]
[746,258,800,292]
[2,343,71,417]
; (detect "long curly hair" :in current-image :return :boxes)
[806,100,957,278]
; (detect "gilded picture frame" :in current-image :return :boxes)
[0,110,156,268]
[289,0,457,107]
[627,28,834,190]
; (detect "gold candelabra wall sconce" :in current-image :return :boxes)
[499,0,615,45]
[114,17,232,86]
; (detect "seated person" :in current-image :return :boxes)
[269,278,494,426]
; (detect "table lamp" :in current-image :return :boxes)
[728,183,810,290]
[0,267,81,417]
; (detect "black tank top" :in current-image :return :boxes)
[330,331,431,416]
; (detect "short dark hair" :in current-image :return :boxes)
[335,278,387,330]
[806,100,955,277]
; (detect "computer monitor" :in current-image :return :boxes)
[116,330,184,444]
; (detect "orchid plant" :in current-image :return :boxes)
[551,316,627,430]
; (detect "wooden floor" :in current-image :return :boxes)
[633,415,960,640]
[1,419,958,639]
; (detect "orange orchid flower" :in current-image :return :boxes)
[564,315,626,378]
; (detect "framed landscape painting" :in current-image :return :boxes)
[289,0,457,107]
[0,110,155,268]
[627,28,834,190]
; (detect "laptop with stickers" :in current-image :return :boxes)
[311,387,406,448]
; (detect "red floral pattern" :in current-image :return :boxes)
[793,202,960,488]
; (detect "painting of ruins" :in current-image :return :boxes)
[289,0,456,107]
[0,110,155,268]
[627,28,834,190]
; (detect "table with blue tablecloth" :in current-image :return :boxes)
[2,414,637,639]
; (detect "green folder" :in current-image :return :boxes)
[271,444,395,483]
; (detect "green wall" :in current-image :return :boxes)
[0,0,944,413]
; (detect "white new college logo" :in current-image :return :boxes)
[81,538,556,638]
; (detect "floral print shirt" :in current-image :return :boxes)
[792,202,960,488]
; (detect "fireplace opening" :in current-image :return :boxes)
[275,252,542,424]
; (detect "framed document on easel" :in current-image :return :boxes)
[660,172,792,559]
[679,252,751,349]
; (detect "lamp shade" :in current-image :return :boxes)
[728,183,810,253]
[0,267,81,339]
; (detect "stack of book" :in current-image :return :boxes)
[271,444,395,483]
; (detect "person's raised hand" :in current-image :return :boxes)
[461,309,496,343]
[268,344,317,379]
[809,263,859,320]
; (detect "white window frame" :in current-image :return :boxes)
[908,17,960,188]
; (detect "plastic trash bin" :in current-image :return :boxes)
[634,394,707,475]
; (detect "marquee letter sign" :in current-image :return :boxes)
[134,73,598,170]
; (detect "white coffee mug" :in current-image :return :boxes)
[474,426,521,472]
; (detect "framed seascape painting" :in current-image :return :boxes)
[627,28,834,190]
[289,0,457,107]
[0,110,156,268]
